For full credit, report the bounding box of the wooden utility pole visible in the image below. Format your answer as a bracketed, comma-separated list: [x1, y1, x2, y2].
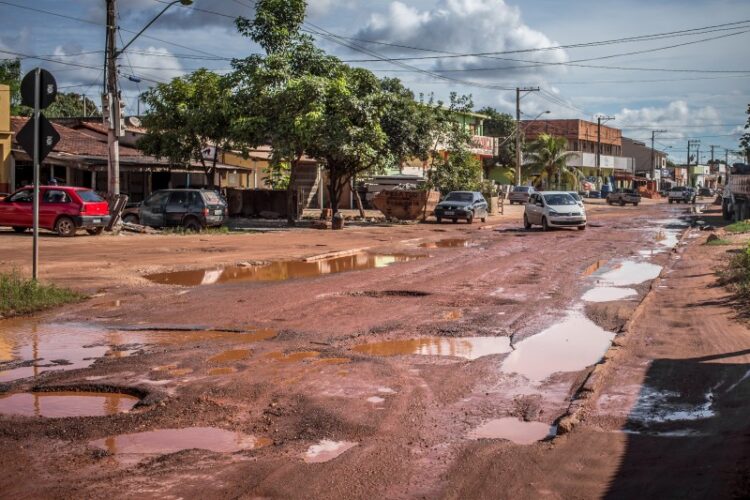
[105, 0, 120, 196]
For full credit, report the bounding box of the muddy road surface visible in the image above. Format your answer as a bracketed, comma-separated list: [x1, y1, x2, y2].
[1, 200, 748, 499]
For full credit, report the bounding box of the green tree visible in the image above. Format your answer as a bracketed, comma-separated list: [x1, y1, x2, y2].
[477, 106, 515, 177]
[138, 69, 233, 186]
[264, 161, 290, 189]
[43, 93, 100, 118]
[741, 103, 750, 162]
[429, 149, 483, 195]
[0, 58, 22, 114]
[525, 133, 580, 190]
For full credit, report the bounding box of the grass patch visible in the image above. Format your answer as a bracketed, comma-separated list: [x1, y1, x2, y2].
[706, 238, 733, 246]
[0, 271, 84, 317]
[719, 243, 750, 305]
[725, 220, 750, 234]
[160, 226, 231, 236]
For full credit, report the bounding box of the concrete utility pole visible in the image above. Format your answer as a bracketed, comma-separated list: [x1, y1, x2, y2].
[650, 129, 667, 190]
[515, 87, 540, 186]
[687, 139, 700, 187]
[596, 115, 615, 186]
[105, 0, 120, 196]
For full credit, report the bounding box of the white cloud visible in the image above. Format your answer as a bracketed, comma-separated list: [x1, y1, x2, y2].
[616, 100, 722, 129]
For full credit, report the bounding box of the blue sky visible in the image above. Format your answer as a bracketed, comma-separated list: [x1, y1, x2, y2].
[1, 0, 748, 163]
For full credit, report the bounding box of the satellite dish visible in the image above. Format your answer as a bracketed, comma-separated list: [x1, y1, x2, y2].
[127, 116, 142, 128]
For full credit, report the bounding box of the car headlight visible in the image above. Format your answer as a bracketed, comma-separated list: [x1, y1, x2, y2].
[548, 209, 558, 215]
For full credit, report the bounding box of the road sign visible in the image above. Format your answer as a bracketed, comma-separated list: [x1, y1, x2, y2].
[16, 114, 60, 162]
[21, 68, 57, 109]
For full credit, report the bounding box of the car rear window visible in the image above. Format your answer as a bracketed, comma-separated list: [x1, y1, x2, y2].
[77, 190, 105, 202]
[202, 191, 223, 204]
[513, 186, 530, 192]
[445, 192, 473, 202]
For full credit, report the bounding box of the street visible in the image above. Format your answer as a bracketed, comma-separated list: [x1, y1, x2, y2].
[2, 199, 748, 498]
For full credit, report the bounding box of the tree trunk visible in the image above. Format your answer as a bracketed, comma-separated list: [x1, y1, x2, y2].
[286, 155, 301, 226]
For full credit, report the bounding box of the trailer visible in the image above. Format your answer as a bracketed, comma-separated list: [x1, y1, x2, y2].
[722, 163, 750, 221]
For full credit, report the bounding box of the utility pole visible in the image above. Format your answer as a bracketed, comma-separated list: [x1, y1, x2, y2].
[515, 87, 540, 186]
[687, 139, 700, 187]
[105, 0, 120, 196]
[596, 115, 615, 186]
[650, 129, 667, 190]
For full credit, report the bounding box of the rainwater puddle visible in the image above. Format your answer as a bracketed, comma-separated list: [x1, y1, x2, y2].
[145, 253, 426, 286]
[352, 336, 512, 360]
[581, 287, 637, 303]
[265, 351, 320, 362]
[366, 396, 385, 404]
[596, 260, 662, 287]
[628, 387, 715, 425]
[303, 440, 358, 463]
[91, 427, 270, 457]
[314, 357, 351, 365]
[501, 311, 615, 382]
[468, 417, 555, 444]
[582, 260, 608, 277]
[419, 239, 471, 249]
[208, 349, 251, 363]
[208, 367, 237, 376]
[0, 391, 139, 418]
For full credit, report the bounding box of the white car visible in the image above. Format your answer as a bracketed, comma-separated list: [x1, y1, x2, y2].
[524, 191, 587, 231]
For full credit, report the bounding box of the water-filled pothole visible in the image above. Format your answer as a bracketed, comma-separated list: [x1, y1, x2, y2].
[345, 290, 430, 298]
[468, 417, 556, 444]
[208, 349, 252, 363]
[419, 239, 471, 248]
[303, 440, 358, 463]
[596, 260, 662, 287]
[145, 253, 426, 286]
[265, 351, 320, 362]
[581, 287, 637, 302]
[91, 427, 270, 456]
[0, 391, 139, 418]
[501, 311, 615, 381]
[352, 336, 512, 360]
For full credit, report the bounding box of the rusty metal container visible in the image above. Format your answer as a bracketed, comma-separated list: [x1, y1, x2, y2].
[372, 189, 440, 221]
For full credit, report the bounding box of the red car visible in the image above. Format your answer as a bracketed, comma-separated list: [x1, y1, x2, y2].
[0, 186, 110, 236]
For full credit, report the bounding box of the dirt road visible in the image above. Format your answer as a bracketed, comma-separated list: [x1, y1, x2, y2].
[1, 199, 748, 499]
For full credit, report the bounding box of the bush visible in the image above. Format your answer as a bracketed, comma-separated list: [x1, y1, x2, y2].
[725, 220, 750, 234]
[429, 150, 482, 195]
[719, 243, 750, 302]
[0, 271, 83, 317]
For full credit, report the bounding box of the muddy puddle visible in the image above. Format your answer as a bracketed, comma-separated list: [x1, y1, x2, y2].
[581, 287, 637, 303]
[0, 320, 276, 383]
[501, 311, 615, 382]
[303, 440, 358, 463]
[596, 260, 662, 287]
[0, 391, 139, 418]
[352, 336, 511, 360]
[419, 239, 471, 249]
[145, 253, 426, 286]
[91, 427, 270, 458]
[582, 260, 608, 277]
[265, 351, 320, 362]
[208, 349, 252, 363]
[468, 417, 555, 444]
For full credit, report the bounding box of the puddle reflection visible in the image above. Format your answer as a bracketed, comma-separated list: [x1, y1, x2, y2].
[353, 336, 512, 360]
[0, 391, 139, 418]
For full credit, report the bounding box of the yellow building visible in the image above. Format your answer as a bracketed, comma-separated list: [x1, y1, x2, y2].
[0, 83, 12, 193]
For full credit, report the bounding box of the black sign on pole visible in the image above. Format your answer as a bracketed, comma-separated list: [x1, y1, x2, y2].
[21, 68, 57, 109]
[16, 114, 60, 162]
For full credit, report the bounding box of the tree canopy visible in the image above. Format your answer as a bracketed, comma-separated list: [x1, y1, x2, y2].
[741, 103, 750, 161]
[525, 133, 580, 190]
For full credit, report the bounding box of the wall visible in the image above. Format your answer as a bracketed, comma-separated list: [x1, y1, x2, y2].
[0, 84, 11, 193]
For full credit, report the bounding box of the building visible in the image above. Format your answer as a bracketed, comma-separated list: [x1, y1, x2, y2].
[0, 84, 12, 193]
[621, 137, 668, 189]
[522, 119, 634, 186]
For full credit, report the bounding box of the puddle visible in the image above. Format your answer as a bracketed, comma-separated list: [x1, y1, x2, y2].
[91, 427, 270, 456]
[581, 287, 637, 303]
[0, 320, 275, 383]
[314, 357, 351, 365]
[353, 336, 512, 360]
[208, 349, 251, 363]
[596, 260, 662, 287]
[501, 311, 615, 382]
[303, 440, 358, 463]
[208, 367, 237, 376]
[145, 253, 426, 286]
[628, 387, 715, 425]
[265, 351, 320, 362]
[443, 310, 463, 320]
[468, 417, 556, 444]
[0, 391, 139, 418]
[419, 239, 470, 248]
[366, 396, 385, 404]
[582, 260, 608, 277]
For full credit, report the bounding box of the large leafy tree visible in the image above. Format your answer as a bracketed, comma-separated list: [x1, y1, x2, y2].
[525, 133, 580, 190]
[429, 150, 483, 195]
[477, 106, 515, 179]
[138, 69, 233, 186]
[0, 58, 22, 114]
[741, 103, 750, 162]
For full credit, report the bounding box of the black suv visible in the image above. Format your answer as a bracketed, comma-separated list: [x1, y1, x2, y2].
[133, 189, 227, 230]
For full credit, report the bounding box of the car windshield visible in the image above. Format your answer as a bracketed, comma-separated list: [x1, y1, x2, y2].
[445, 192, 473, 202]
[670, 187, 685, 192]
[77, 190, 104, 202]
[543, 194, 577, 206]
[513, 186, 530, 192]
[568, 192, 582, 201]
[203, 191, 223, 205]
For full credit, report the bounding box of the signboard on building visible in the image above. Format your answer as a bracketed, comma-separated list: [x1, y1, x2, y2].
[468, 135, 495, 157]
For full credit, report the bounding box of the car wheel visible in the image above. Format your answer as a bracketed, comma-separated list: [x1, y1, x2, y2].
[541, 217, 550, 232]
[436, 216, 442, 224]
[452, 218, 458, 224]
[577, 224, 586, 231]
[122, 214, 139, 224]
[86, 227, 104, 236]
[619, 199, 626, 206]
[12, 226, 27, 233]
[606, 200, 612, 205]
[466, 213, 474, 224]
[633, 203, 639, 207]
[55, 216, 76, 237]
[523, 214, 531, 229]
[182, 218, 202, 232]
[481, 217, 486, 223]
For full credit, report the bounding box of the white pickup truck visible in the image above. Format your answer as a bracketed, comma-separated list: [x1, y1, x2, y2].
[668, 186, 696, 204]
[722, 164, 750, 221]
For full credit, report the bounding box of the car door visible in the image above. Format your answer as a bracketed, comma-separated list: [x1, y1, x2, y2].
[40, 188, 72, 230]
[1, 188, 34, 227]
[526, 194, 540, 224]
[140, 191, 169, 227]
[474, 193, 487, 218]
[165, 191, 189, 227]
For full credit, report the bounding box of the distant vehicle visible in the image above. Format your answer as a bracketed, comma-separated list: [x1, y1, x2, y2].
[434, 191, 488, 224]
[0, 185, 110, 237]
[600, 184, 613, 197]
[567, 191, 584, 207]
[722, 163, 750, 220]
[130, 189, 227, 230]
[508, 185, 535, 205]
[607, 188, 641, 206]
[668, 186, 695, 204]
[524, 191, 587, 231]
[698, 187, 713, 197]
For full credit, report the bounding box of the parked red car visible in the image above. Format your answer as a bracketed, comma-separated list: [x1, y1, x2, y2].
[0, 186, 110, 236]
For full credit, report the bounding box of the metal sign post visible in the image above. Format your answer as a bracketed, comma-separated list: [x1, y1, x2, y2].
[32, 68, 40, 280]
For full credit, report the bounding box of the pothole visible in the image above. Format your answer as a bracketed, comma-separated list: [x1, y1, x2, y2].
[581, 287, 637, 303]
[303, 440, 358, 463]
[419, 238, 471, 248]
[208, 349, 252, 364]
[264, 351, 320, 362]
[0, 391, 139, 418]
[468, 417, 556, 444]
[595, 260, 662, 287]
[344, 290, 431, 298]
[145, 253, 427, 286]
[352, 336, 512, 360]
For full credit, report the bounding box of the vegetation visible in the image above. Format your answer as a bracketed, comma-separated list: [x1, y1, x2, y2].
[705, 238, 732, 246]
[264, 161, 291, 190]
[740, 103, 749, 161]
[429, 150, 483, 195]
[0, 58, 23, 114]
[0, 271, 83, 317]
[476, 106, 516, 180]
[525, 133, 581, 190]
[725, 220, 750, 233]
[720, 242, 750, 304]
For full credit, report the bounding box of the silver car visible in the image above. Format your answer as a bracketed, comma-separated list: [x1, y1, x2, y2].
[524, 191, 587, 231]
[508, 185, 535, 205]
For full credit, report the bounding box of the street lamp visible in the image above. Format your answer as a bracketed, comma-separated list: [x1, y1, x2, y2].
[105, 0, 193, 197]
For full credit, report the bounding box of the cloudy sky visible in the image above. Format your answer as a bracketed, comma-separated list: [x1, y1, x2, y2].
[1, 0, 748, 163]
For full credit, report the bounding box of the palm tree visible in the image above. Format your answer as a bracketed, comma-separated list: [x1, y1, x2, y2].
[525, 133, 581, 190]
